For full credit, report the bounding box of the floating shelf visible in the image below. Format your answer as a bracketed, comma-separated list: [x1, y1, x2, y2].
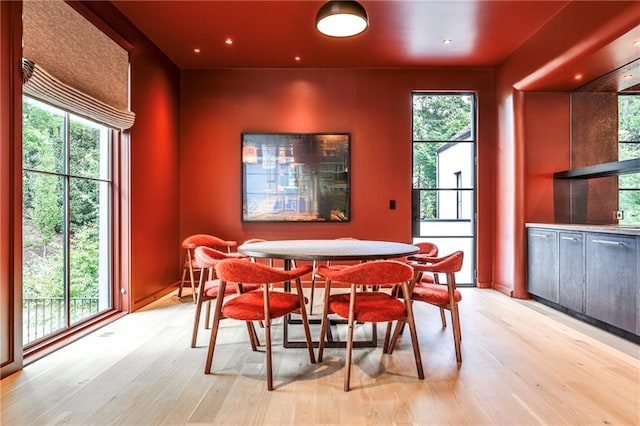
[553, 158, 640, 179]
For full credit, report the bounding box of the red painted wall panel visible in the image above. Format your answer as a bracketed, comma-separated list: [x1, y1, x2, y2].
[524, 93, 571, 223]
[79, 2, 182, 309]
[180, 68, 495, 283]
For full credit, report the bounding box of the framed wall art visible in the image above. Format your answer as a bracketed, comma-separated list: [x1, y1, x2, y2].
[241, 132, 350, 222]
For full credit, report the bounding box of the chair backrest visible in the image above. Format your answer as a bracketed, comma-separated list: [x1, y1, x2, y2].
[416, 242, 438, 256]
[182, 234, 237, 251]
[194, 246, 239, 269]
[410, 251, 464, 274]
[317, 260, 413, 286]
[215, 258, 312, 285]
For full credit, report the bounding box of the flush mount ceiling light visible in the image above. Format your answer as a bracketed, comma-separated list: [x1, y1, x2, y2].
[316, 0, 369, 37]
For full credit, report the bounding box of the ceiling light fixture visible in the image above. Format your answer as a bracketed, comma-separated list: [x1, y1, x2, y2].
[316, 0, 369, 38]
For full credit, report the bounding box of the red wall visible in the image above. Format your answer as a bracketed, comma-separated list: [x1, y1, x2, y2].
[179, 68, 495, 285]
[79, 2, 182, 309]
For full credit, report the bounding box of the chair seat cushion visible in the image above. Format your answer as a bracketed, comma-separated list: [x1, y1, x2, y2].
[419, 274, 435, 284]
[328, 292, 406, 322]
[412, 284, 462, 305]
[203, 280, 260, 298]
[223, 291, 302, 320]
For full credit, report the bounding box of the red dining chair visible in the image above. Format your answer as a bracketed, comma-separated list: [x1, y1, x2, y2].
[396, 250, 464, 363]
[207, 258, 316, 391]
[180, 234, 238, 303]
[316, 260, 424, 391]
[191, 246, 257, 348]
[309, 237, 359, 315]
[407, 241, 451, 327]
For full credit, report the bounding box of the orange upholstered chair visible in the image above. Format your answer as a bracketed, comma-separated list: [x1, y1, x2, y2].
[191, 246, 257, 348]
[316, 260, 424, 391]
[207, 258, 316, 391]
[309, 237, 360, 315]
[406, 242, 439, 283]
[180, 234, 238, 302]
[402, 251, 464, 363]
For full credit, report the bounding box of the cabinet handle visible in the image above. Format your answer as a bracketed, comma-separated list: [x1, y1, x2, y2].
[592, 239, 624, 246]
[561, 236, 578, 241]
[530, 233, 550, 238]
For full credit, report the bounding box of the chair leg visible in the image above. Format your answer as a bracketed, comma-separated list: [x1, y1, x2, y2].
[439, 306, 447, 328]
[309, 261, 317, 315]
[317, 280, 333, 362]
[402, 283, 424, 380]
[205, 300, 211, 329]
[387, 319, 405, 354]
[205, 285, 226, 374]
[382, 321, 393, 353]
[191, 271, 207, 348]
[295, 277, 316, 364]
[188, 264, 197, 304]
[179, 267, 187, 298]
[344, 286, 357, 392]
[450, 304, 462, 363]
[246, 321, 259, 351]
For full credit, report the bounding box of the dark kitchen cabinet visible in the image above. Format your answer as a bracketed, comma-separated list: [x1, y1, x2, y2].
[558, 232, 585, 312]
[585, 233, 638, 334]
[527, 228, 559, 303]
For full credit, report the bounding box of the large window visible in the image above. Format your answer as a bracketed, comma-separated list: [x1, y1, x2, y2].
[618, 94, 640, 224]
[412, 93, 476, 285]
[22, 97, 113, 346]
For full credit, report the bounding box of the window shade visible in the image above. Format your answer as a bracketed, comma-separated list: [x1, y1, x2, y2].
[22, 0, 134, 130]
[22, 59, 135, 130]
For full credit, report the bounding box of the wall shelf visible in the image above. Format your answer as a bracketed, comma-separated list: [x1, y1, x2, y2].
[554, 158, 640, 179]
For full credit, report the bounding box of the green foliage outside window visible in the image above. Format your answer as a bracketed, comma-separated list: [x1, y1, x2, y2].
[618, 95, 640, 224]
[22, 97, 108, 343]
[412, 94, 473, 219]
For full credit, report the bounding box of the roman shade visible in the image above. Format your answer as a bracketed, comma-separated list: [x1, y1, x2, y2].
[22, 0, 135, 130]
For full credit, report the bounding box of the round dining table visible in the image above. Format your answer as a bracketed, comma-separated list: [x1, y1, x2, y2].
[237, 239, 419, 348]
[238, 239, 419, 263]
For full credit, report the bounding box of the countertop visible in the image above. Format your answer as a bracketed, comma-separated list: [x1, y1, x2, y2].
[526, 223, 640, 236]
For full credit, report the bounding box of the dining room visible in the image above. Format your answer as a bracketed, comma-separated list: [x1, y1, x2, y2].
[2, 0, 640, 424]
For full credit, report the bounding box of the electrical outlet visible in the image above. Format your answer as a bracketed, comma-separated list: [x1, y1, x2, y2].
[615, 210, 624, 220]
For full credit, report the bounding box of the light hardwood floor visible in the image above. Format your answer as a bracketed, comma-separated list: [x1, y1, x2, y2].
[2, 288, 639, 425]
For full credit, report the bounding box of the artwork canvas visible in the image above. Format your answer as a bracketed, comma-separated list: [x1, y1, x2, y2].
[242, 133, 350, 222]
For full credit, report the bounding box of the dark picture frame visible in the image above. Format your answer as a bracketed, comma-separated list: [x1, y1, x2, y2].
[241, 132, 350, 222]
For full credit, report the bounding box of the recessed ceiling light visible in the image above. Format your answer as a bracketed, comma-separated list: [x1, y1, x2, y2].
[193, 48, 201, 53]
[225, 38, 233, 45]
[442, 39, 453, 45]
[633, 40, 640, 46]
[294, 56, 301, 61]
[623, 74, 633, 79]
[574, 73, 583, 80]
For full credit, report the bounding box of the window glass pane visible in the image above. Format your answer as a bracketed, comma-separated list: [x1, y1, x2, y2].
[69, 114, 109, 179]
[413, 94, 473, 141]
[619, 142, 640, 161]
[618, 94, 640, 225]
[618, 95, 640, 143]
[69, 179, 110, 324]
[22, 171, 67, 344]
[619, 190, 640, 224]
[22, 97, 65, 173]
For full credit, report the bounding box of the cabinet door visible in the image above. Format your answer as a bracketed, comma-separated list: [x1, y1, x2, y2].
[558, 232, 585, 312]
[527, 228, 559, 303]
[585, 234, 638, 333]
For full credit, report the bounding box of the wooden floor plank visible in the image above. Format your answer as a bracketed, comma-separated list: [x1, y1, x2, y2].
[2, 288, 638, 425]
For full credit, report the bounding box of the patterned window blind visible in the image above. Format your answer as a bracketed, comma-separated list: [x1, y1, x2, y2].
[22, 0, 135, 129]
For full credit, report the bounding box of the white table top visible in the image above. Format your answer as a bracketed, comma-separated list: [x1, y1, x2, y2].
[238, 239, 419, 261]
